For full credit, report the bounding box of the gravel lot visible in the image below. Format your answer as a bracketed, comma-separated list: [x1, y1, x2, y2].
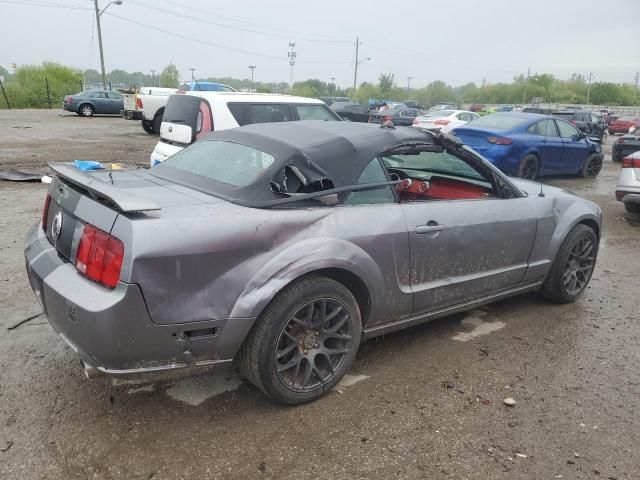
[1, 110, 638, 480]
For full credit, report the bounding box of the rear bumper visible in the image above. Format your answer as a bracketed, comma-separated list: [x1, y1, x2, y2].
[63, 103, 76, 113]
[121, 109, 143, 120]
[24, 222, 252, 375]
[612, 144, 640, 160]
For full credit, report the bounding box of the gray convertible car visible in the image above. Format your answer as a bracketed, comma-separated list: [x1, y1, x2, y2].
[26, 121, 601, 404]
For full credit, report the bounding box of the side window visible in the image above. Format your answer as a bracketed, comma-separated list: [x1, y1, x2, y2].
[381, 149, 497, 202]
[343, 158, 395, 205]
[295, 104, 337, 120]
[528, 119, 559, 136]
[245, 104, 292, 124]
[555, 119, 580, 138]
[227, 103, 246, 125]
[90, 92, 105, 98]
[107, 92, 121, 99]
[402, 109, 418, 118]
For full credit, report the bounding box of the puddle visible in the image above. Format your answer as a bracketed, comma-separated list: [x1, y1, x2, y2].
[451, 310, 506, 342]
[166, 371, 242, 406]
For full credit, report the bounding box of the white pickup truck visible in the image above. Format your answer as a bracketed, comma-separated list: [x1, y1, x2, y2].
[121, 87, 177, 134]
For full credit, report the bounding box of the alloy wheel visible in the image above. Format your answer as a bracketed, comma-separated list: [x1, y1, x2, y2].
[275, 298, 354, 393]
[585, 157, 603, 177]
[521, 158, 538, 180]
[562, 237, 595, 296]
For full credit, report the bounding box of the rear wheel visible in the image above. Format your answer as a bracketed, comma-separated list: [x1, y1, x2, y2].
[624, 202, 640, 214]
[141, 120, 154, 134]
[539, 224, 598, 303]
[237, 276, 362, 405]
[600, 131, 608, 144]
[153, 110, 164, 135]
[79, 104, 94, 117]
[580, 154, 603, 178]
[517, 154, 539, 180]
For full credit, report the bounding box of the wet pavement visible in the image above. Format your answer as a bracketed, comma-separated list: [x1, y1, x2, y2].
[0, 110, 638, 479]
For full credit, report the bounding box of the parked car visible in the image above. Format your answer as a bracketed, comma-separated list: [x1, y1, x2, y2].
[612, 127, 640, 162]
[478, 106, 498, 116]
[368, 106, 425, 126]
[150, 92, 342, 166]
[63, 89, 123, 117]
[452, 112, 604, 179]
[609, 116, 640, 135]
[615, 151, 640, 213]
[428, 102, 457, 112]
[412, 109, 479, 133]
[552, 110, 608, 143]
[177, 81, 236, 93]
[27, 121, 601, 404]
[469, 103, 484, 112]
[319, 96, 351, 106]
[522, 106, 553, 115]
[120, 86, 177, 134]
[330, 102, 370, 122]
[403, 101, 422, 109]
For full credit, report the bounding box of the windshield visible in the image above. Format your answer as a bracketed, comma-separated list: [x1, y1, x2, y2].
[162, 140, 274, 187]
[425, 110, 455, 117]
[465, 114, 526, 129]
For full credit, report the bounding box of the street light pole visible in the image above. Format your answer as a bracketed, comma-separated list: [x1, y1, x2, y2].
[407, 76, 412, 97]
[150, 69, 155, 88]
[93, 0, 123, 91]
[330, 77, 336, 98]
[248, 65, 256, 92]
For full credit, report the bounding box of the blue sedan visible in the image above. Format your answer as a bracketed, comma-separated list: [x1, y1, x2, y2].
[452, 112, 604, 179]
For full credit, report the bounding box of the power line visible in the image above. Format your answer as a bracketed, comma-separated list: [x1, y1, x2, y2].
[153, 0, 350, 43]
[0, 0, 91, 10]
[127, 0, 351, 44]
[105, 13, 350, 65]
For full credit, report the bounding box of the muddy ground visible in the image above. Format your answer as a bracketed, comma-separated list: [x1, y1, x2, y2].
[0, 110, 638, 479]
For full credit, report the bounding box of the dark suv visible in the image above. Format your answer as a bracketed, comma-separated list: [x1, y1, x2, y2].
[552, 110, 607, 142]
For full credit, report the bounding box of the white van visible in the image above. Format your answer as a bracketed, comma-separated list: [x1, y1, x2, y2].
[149, 92, 342, 166]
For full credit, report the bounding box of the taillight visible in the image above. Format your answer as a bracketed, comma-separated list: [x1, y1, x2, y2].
[617, 138, 625, 144]
[434, 119, 450, 125]
[65, 96, 72, 104]
[487, 136, 513, 145]
[412, 117, 419, 125]
[622, 157, 640, 168]
[383, 115, 393, 122]
[570, 120, 576, 124]
[42, 194, 51, 231]
[135, 96, 143, 109]
[75, 224, 124, 289]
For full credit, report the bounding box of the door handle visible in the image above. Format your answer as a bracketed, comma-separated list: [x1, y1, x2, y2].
[415, 221, 446, 234]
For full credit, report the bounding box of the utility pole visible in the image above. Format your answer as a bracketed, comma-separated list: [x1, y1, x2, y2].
[288, 42, 296, 91]
[248, 65, 256, 92]
[330, 77, 336, 98]
[586, 72, 593, 105]
[150, 69, 155, 88]
[189, 68, 196, 82]
[93, 0, 123, 90]
[352, 36, 360, 98]
[406, 76, 412, 97]
[522, 66, 530, 105]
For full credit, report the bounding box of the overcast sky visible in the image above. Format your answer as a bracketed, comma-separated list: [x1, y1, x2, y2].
[2, 0, 639, 88]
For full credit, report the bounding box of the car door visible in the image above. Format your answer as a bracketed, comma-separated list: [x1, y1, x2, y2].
[351, 104, 370, 122]
[555, 119, 588, 174]
[89, 91, 107, 113]
[397, 109, 418, 126]
[527, 119, 564, 175]
[106, 91, 123, 114]
[381, 147, 537, 313]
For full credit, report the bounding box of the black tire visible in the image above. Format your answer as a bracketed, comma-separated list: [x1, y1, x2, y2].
[539, 224, 598, 304]
[237, 275, 362, 405]
[612, 153, 622, 163]
[141, 120, 155, 134]
[580, 154, 603, 178]
[517, 154, 539, 180]
[624, 202, 640, 214]
[153, 110, 164, 135]
[600, 131, 608, 144]
[79, 103, 94, 117]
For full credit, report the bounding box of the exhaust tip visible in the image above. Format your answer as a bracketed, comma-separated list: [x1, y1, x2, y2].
[80, 359, 103, 379]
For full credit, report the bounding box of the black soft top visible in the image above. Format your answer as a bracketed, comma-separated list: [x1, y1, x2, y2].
[153, 121, 437, 207]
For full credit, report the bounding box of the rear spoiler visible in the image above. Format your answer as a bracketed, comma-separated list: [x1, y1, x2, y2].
[49, 163, 161, 212]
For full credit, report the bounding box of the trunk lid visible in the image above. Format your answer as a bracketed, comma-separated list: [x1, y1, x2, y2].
[451, 127, 496, 150]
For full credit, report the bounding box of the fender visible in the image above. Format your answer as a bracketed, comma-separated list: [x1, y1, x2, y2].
[229, 237, 384, 319]
[546, 199, 602, 263]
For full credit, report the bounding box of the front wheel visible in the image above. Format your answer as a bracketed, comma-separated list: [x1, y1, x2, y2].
[624, 202, 640, 214]
[600, 131, 607, 144]
[153, 111, 163, 135]
[539, 224, 598, 303]
[580, 154, 603, 178]
[517, 154, 539, 180]
[237, 276, 362, 405]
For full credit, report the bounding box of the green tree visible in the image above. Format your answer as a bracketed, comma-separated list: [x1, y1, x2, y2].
[379, 73, 395, 96]
[159, 63, 180, 88]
